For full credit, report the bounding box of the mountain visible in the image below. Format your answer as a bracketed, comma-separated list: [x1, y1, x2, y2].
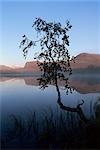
[0, 61, 40, 76]
[71, 53, 100, 69]
[0, 65, 13, 71]
[23, 53, 100, 72]
[0, 53, 100, 75]
[23, 61, 39, 72]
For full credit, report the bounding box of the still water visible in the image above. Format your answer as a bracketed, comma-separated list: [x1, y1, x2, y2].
[0, 75, 100, 148]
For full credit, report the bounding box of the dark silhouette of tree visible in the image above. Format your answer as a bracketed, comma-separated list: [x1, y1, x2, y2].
[20, 17, 73, 90]
[57, 88, 88, 123]
[20, 18, 87, 123]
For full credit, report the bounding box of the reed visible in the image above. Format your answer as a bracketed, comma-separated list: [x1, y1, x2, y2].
[1, 108, 88, 149]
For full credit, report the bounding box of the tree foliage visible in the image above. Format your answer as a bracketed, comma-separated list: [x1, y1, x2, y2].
[20, 18, 87, 124]
[20, 18, 73, 90]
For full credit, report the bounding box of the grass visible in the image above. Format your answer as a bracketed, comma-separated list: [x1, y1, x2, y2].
[2, 106, 100, 149]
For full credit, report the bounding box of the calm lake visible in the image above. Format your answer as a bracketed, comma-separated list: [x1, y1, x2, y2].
[0, 74, 100, 149]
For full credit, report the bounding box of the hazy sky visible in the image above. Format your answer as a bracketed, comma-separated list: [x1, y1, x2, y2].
[0, 0, 100, 67]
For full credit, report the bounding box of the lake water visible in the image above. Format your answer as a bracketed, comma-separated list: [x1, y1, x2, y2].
[0, 74, 100, 148]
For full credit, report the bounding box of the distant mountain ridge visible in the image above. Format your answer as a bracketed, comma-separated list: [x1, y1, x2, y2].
[0, 65, 13, 71]
[0, 53, 100, 75]
[71, 53, 100, 69]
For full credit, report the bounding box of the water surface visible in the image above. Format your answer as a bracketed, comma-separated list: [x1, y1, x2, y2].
[0, 75, 100, 148]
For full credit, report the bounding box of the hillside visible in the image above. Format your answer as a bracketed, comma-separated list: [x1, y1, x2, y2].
[0, 53, 100, 75]
[0, 65, 13, 71]
[71, 53, 100, 69]
[24, 61, 39, 72]
[23, 53, 100, 71]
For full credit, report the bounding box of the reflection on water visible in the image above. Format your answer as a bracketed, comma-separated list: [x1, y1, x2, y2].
[1, 74, 100, 93]
[0, 75, 100, 149]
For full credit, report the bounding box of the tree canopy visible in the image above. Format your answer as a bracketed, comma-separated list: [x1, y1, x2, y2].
[20, 18, 73, 90]
[20, 18, 87, 124]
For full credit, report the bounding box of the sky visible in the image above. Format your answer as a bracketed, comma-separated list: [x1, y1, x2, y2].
[0, 0, 100, 67]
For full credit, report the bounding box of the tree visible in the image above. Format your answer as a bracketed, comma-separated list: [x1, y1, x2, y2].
[20, 18, 72, 91]
[20, 17, 87, 123]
